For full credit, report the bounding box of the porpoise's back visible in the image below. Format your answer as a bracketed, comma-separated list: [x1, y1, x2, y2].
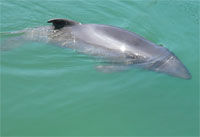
[70, 24, 169, 60]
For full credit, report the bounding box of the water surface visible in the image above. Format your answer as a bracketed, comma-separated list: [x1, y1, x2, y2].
[0, 0, 199, 136]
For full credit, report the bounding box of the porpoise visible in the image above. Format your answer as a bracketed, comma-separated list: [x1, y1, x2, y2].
[0, 18, 191, 79]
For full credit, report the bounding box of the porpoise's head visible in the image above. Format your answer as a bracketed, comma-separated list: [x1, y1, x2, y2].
[154, 52, 191, 79]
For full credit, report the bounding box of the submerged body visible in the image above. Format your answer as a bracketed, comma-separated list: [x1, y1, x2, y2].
[1, 18, 191, 79]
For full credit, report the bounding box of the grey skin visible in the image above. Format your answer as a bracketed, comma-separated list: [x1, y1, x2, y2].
[1, 18, 191, 79]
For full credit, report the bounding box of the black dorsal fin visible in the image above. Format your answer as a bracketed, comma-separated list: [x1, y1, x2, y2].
[47, 18, 80, 30]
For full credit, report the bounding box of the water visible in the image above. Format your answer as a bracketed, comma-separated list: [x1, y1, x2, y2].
[0, 0, 199, 136]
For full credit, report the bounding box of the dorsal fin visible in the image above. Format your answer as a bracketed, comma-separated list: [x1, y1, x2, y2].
[47, 18, 80, 30]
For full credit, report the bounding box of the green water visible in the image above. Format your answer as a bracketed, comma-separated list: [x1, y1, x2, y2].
[0, 0, 199, 136]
